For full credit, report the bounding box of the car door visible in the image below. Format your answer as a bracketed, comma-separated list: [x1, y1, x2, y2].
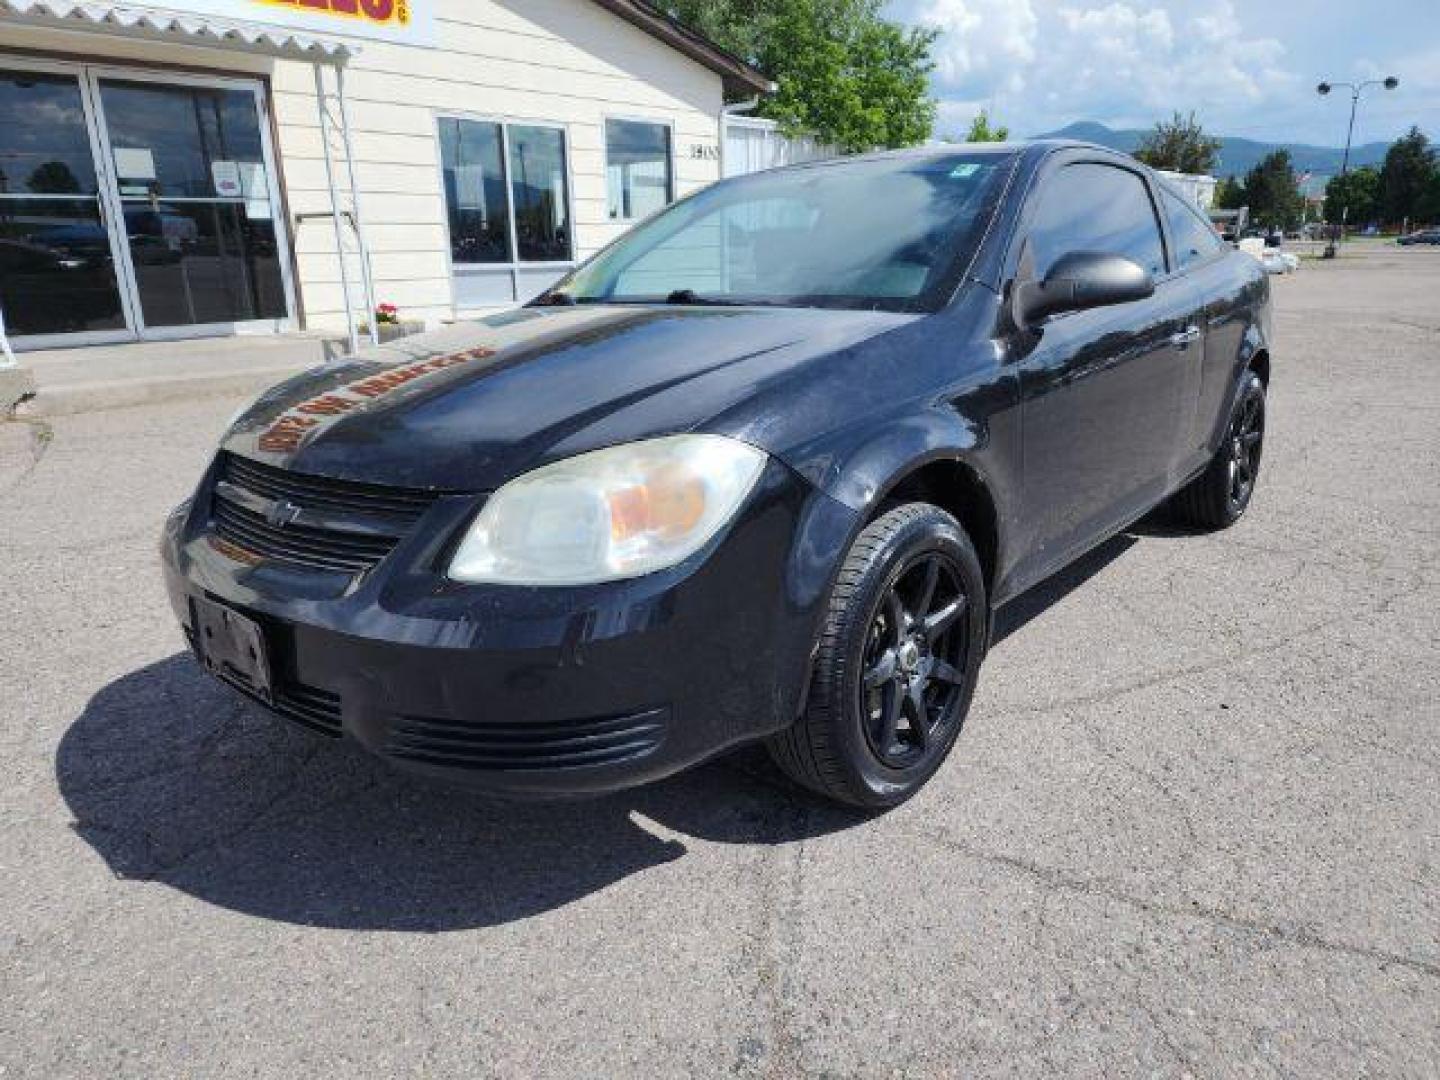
[1158, 184, 1234, 469]
[1010, 159, 1195, 584]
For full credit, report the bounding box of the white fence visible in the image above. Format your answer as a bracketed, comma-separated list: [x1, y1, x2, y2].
[1156, 169, 1218, 210]
[723, 115, 839, 178]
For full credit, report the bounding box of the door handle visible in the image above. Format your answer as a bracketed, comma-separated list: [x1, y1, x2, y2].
[1169, 326, 1201, 347]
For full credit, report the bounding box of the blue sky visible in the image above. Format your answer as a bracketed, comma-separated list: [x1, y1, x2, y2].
[883, 0, 1440, 146]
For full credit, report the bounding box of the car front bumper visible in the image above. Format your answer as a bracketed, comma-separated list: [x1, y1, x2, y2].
[160, 458, 856, 797]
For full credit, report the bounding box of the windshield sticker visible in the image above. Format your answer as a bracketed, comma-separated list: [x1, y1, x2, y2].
[949, 163, 980, 178]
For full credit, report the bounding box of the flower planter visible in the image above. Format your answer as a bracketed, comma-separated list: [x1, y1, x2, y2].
[363, 320, 426, 344]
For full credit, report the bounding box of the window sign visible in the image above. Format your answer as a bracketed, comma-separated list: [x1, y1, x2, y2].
[113, 147, 155, 182]
[211, 160, 242, 197]
[127, 0, 437, 47]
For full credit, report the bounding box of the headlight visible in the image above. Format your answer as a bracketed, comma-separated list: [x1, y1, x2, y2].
[448, 435, 767, 585]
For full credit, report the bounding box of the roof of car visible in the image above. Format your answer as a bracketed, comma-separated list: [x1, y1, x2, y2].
[756, 139, 1128, 175]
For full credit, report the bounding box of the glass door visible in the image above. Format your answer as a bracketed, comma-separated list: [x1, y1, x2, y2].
[0, 67, 129, 344]
[92, 75, 292, 336]
[1, 60, 295, 349]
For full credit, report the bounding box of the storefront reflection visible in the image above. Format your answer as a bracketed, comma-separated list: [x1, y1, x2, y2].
[0, 199, 125, 334]
[121, 201, 286, 327]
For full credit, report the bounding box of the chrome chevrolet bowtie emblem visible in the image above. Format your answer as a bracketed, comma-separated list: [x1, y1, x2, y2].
[265, 499, 303, 527]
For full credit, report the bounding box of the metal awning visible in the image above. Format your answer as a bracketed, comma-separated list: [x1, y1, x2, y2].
[0, 0, 356, 62]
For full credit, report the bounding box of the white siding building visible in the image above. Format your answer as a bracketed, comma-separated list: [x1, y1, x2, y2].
[0, 0, 768, 356]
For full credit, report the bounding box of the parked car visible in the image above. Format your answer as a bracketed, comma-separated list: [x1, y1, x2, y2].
[1396, 228, 1440, 246]
[162, 141, 1272, 808]
[0, 239, 122, 334]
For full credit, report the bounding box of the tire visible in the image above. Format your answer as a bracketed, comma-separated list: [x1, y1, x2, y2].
[1169, 370, 1266, 530]
[767, 503, 988, 809]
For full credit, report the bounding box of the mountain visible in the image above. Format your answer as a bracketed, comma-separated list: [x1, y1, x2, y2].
[1037, 120, 1390, 185]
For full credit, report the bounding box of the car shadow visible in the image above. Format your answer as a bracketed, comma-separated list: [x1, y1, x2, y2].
[58, 526, 1151, 933]
[56, 654, 861, 932]
[991, 530, 1140, 646]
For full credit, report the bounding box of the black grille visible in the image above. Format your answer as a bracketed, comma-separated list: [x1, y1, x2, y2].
[210, 453, 440, 575]
[385, 708, 667, 771]
[206, 658, 343, 739]
[271, 681, 344, 738]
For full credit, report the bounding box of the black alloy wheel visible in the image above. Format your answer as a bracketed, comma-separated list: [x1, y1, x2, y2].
[768, 503, 988, 808]
[1226, 379, 1265, 515]
[859, 552, 970, 769]
[1170, 369, 1267, 530]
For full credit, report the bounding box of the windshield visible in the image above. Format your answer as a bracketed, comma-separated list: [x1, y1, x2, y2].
[545, 151, 1016, 313]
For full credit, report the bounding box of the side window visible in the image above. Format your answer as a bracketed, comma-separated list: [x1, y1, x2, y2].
[606, 119, 673, 221]
[1162, 187, 1226, 271]
[1026, 162, 1166, 279]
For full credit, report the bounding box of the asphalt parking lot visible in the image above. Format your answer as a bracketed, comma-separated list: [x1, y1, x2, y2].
[2, 245, 1437, 1078]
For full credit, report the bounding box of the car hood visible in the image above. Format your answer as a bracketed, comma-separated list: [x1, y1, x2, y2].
[223, 305, 917, 491]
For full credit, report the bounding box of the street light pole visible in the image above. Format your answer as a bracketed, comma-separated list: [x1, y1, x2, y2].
[1317, 76, 1398, 257]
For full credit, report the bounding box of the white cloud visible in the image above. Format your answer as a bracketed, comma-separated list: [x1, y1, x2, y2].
[888, 0, 1039, 95]
[887, 0, 1333, 139]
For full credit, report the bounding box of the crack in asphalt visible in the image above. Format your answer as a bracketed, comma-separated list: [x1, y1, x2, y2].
[914, 830, 1440, 982]
[750, 802, 810, 1080]
[1140, 1001, 1205, 1079]
[0, 417, 53, 496]
[996, 577, 1417, 719]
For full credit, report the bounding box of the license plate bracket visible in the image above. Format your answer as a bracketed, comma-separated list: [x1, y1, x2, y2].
[191, 596, 273, 702]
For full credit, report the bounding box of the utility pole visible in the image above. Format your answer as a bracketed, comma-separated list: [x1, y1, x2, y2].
[1317, 76, 1398, 257]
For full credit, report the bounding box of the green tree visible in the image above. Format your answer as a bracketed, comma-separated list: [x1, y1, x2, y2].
[1133, 111, 1222, 174]
[1417, 168, 1440, 227]
[965, 110, 1008, 142]
[657, 0, 937, 151]
[1378, 126, 1436, 227]
[1242, 150, 1304, 230]
[26, 160, 81, 194]
[1213, 175, 1246, 210]
[1323, 166, 1380, 228]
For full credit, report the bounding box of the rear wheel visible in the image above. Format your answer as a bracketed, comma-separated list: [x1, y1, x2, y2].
[767, 503, 987, 809]
[1170, 370, 1266, 530]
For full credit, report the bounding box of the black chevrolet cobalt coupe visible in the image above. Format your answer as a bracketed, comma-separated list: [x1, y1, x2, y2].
[163, 141, 1271, 808]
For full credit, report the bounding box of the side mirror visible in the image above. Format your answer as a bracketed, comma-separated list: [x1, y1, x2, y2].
[1014, 251, 1154, 326]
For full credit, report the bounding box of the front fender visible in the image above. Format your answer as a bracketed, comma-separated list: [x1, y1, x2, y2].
[780, 396, 1019, 593]
[821, 408, 989, 512]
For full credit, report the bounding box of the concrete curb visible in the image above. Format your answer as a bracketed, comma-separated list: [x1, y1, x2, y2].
[15, 364, 313, 418]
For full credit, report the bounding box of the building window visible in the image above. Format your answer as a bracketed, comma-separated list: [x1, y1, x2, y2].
[438, 118, 511, 264]
[438, 116, 572, 266]
[507, 125, 571, 261]
[438, 116, 574, 308]
[605, 119, 673, 221]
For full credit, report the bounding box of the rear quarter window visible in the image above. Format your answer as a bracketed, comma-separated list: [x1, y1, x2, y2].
[1162, 187, 1226, 271]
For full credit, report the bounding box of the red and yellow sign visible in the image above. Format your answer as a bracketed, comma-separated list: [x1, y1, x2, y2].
[146, 1, 435, 46]
[259, 0, 411, 30]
